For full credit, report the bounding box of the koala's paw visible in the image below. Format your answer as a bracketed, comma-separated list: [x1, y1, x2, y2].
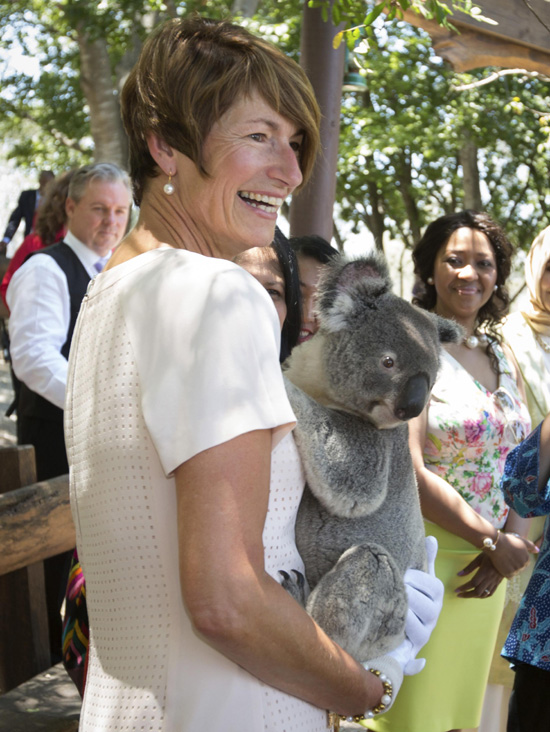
[279, 569, 306, 606]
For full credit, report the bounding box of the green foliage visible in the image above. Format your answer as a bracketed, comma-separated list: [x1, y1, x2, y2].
[0, 0, 238, 172]
[0, 0, 548, 254]
[336, 20, 550, 252]
[312, 0, 497, 48]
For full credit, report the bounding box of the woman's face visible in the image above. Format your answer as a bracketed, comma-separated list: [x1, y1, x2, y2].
[540, 259, 550, 312]
[432, 227, 497, 325]
[176, 91, 304, 259]
[297, 254, 324, 344]
[237, 247, 287, 331]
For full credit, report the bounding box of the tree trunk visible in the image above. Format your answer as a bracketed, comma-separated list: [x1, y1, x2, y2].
[459, 137, 482, 210]
[77, 25, 128, 169]
[395, 152, 421, 244]
[365, 176, 386, 253]
[289, 2, 345, 241]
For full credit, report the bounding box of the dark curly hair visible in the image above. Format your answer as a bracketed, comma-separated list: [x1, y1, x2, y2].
[35, 170, 77, 246]
[412, 210, 514, 374]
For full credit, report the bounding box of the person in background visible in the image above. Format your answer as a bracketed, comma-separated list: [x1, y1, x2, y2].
[7, 163, 132, 480]
[500, 412, 550, 732]
[289, 234, 339, 344]
[65, 17, 443, 732]
[235, 227, 301, 362]
[1, 171, 78, 422]
[6, 162, 131, 662]
[479, 226, 550, 732]
[1, 170, 77, 308]
[1, 170, 55, 254]
[369, 210, 537, 732]
[501, 225, 550, 427]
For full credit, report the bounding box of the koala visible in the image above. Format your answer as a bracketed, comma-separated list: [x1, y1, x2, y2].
[282, 252, 461, 661]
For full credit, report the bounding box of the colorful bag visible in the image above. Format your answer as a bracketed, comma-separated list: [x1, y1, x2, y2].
[61, 549, 89, 697]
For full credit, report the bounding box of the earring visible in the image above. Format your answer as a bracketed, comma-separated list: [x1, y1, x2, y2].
[494, 284, 498, 292]
[163, 172, 175, 195]
[427, 277, 434, 285]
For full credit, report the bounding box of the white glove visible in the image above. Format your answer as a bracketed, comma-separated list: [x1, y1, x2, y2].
[395, 534, 443, 675]
[360, 536, 443, 719]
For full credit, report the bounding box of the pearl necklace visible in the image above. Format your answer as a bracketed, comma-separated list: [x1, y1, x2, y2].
[463, 333, 487, 349]
[534, 331, 550, 353]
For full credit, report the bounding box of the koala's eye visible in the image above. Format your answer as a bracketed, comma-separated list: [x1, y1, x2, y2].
[382, 356, 394, 369]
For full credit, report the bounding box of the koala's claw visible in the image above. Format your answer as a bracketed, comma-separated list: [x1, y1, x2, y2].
[279, 569, 306, 605]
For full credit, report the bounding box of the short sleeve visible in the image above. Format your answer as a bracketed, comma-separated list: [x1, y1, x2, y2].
[501, 422, 550, 517]
[122, 251, 295, 476]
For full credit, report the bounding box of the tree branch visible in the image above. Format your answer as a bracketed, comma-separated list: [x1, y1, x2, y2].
[453, 68, 550, 92]
[18, 109, 87, 153]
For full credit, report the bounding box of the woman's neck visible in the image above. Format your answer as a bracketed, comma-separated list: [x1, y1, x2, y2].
[108, 197, 221, 268]
[433, 305, 478, 337]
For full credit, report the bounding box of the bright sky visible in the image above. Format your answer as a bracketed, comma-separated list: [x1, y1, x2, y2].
[1, 27, 40, 80]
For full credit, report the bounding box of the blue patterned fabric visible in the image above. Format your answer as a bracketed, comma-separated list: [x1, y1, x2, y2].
[501, 423, 550, 671]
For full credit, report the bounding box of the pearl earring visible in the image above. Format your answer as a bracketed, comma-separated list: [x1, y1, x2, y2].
[427, 277, 434, 285]
[163, 172, 175, 195]
[494, 284, 498, 292]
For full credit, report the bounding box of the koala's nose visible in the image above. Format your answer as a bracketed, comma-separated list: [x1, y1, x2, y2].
[395, 374, 430, 421]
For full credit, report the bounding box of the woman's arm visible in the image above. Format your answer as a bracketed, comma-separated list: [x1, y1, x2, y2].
[408, 408, 535, 579]
[174, 429, 382, 718]
[538, 413, 550, 491]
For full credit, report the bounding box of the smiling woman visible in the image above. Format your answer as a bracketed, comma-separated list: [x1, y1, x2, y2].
[61, 15, 408, 732]
[369, 210, 537, 732]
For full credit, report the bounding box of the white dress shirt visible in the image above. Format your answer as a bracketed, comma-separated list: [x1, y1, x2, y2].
[6, 231, 110, 410]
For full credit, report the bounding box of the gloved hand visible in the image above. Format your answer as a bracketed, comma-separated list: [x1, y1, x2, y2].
[391, 534, 443, 675]
[359, 535, 443, 723]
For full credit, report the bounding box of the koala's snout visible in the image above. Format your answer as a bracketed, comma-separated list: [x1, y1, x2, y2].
[394, 373, 430, 422]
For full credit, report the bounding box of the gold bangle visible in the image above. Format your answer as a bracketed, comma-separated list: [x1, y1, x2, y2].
[482, 529, 501, 552]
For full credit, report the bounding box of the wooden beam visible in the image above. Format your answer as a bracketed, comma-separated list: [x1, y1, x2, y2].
[449, 0, 550, 55]
[404, 11, 550, 75]
[0, 475, 74, 576]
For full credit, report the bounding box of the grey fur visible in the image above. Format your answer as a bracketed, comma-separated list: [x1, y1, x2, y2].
[283, 252, 462, 660]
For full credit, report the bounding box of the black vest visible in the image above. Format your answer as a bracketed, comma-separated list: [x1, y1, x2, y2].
[17, 242, 91, 421]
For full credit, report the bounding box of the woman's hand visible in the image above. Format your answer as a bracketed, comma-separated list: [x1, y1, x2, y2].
[455, 553, 504, 598]
[486, 531, 538, 578]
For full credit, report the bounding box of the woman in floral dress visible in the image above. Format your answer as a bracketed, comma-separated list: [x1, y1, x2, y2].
[369, 211, 538, 732]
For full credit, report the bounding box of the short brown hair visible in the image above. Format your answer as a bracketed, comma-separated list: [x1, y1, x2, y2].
[121, 15, 321, 205]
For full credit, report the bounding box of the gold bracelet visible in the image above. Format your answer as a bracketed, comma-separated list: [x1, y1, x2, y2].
[328, 667, 394, 730]
[482, 529, 501, 552]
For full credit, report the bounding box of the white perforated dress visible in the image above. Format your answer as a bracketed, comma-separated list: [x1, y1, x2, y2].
[65, 247, 327, 732]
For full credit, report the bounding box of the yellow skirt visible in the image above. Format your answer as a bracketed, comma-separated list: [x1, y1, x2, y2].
[368, 522, 506, 732]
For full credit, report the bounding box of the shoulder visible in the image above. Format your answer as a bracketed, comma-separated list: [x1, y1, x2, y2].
[129, 248, 272, 311]
[501, 312, 532, 343]
[13, 249, 65, 278]
[19, 189, 37, 203]
[108, 248, 279, 339]
[6, 250, 69, 310]
[8, 250, 67, 296]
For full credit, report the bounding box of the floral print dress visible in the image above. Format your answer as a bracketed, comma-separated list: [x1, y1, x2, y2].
[424, 345, 531, 528]
[369, 343, 532, 732]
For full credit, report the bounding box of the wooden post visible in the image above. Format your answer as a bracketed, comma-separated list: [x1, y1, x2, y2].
[289, 1, 345, 241]
[0, 445, 51, 694]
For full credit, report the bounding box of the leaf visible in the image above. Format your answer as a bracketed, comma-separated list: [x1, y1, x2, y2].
[333, 31, 344, 49]
[363, 2, 386, 28]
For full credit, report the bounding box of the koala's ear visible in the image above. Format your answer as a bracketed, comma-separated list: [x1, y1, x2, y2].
[431, 313, 464, 343]
[316, 252, 392, 333]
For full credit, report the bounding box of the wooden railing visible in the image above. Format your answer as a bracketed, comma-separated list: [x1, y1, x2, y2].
[0, 445, 74, 693]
